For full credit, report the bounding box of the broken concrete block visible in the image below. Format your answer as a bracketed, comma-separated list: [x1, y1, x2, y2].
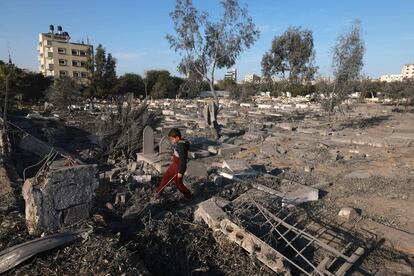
[133, 175, 152, 183]
[194, 197, 228, 231]
[220, 219, 290, 274]
[304, 166, 313, 173]
[188, 149, 210, 159]
[22, 164, 98, 235]
[222, 159, 252, 173]
[186, 161, 208, 178]
[217, 143, 240, 156]
[338, 207, 359, 221]
[207, 145, 218, 154]
[195, 198, 290, 274]
[128, 162, 138, 171]
[278, 180, 319, 206]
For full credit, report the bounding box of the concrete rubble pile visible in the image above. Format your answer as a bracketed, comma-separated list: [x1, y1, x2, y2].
[1, 95, 414, 275]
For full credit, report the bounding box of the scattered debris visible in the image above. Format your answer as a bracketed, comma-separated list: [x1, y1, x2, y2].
[0, 229, 91, 274]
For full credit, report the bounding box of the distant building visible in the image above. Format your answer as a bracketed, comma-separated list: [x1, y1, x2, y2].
[380, 63, 414, 82]
[244, 74, 260, 83]
[224, 68, 237, 82]
[402, 64, 414, 80]
[310, 76, 332, 85]
[380, 74, 402, 83]
[38, 25, 92, 84]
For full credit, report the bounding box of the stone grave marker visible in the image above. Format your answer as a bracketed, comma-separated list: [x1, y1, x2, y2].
[142, 126, 154, 155]
[204, 105, 210, 125]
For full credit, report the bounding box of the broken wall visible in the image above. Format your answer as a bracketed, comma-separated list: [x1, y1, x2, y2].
[22, 164, 98, 234]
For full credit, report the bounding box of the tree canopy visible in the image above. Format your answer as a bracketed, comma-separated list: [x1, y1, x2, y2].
[166, 0, 260, 103]
[261, 26, 317, 84]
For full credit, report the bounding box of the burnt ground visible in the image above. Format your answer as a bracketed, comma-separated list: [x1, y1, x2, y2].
[1, 103, 414, 275]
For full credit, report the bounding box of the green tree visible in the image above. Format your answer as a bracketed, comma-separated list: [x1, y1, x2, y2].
[45, 76, 81, 113]
[323, 20, 365, 112]
[383, 80, 414, 108]
[167, 0, 260, 138]
[167, 0, 260, 102]
[18, 72, 52, 103]
[358, 78, 382, 99]
[261, 26, 317, 84]
[104, 53, 117, 94]
[145, 70, 169, 93]
[87, 44, 117, 97]
[150, 71, 181, 99]
[217, 79, 237, 91]
[113, 73, 145, 97]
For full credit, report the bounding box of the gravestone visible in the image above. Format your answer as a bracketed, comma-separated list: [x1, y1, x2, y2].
[249, 123, 255, 133]
[209, 102, 216, 124]
[142, 126, 154, 155]
[159, 136, 171, 155]
[204, 105, 211, 125]
[159, 136, 172, 163]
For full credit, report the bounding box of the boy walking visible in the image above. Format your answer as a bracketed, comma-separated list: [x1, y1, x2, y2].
[156, 128, 192, 199]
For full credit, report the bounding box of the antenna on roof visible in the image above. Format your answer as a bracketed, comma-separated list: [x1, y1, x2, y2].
[7, 43, 12, 65]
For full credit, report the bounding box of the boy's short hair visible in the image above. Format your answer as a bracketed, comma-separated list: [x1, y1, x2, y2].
[168, 128, 182, 138]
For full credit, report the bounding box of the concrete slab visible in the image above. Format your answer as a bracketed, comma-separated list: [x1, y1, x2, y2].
[194, 197, 229, 230]
[222, 159, 252, 173]
[186, 161, 208, 178]
[279, 181, 319, 206]
[218, 143, 241, 156]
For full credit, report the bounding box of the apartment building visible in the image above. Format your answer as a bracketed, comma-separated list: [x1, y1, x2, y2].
[224, 68, 237, 82]
[402, 64, 414, 80]
[38, 25, 92, 84]
[380, 74, 403, 82]
[244, 74, 260, 83]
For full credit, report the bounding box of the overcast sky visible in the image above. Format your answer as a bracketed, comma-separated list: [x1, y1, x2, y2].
[1, 0, 413, 80]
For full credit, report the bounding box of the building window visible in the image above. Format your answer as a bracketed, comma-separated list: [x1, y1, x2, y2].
[72, 60, 80, 67]
[59, 70, 67, 76]
[73, 71, 80, 78]
[58, 48, 66, 54]
[48, 64, 54, 71]
[79, 50, 86, 56]
[59, 59, 67, 66]
[80, 61, 86, 67]
[81, 72, 87, 78]
[44, 40, 52, 47]
[71, 49, 79, 56]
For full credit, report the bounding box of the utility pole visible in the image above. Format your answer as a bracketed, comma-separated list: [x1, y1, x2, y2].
[3, 75, 9, 130]
[144, 70, 148, 99]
